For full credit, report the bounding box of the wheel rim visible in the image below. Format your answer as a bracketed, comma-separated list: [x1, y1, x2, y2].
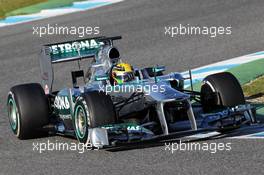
[75, 105, 88, 139]
[8, 98, 18, 131]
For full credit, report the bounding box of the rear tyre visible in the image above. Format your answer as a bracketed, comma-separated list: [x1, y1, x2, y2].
[201, 72, 245, 112]
[73, 91, 116, 143]
[7, 83, 49, 139]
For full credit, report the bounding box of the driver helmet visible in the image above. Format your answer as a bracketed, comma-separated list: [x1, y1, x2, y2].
[111, 63, 135, 84]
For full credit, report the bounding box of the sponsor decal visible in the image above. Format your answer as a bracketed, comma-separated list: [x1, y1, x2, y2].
[54, 96, 70, 110]
[49, 39, 102, 55]
[102, 124, 142, 131]
[127, 125, 141, 131]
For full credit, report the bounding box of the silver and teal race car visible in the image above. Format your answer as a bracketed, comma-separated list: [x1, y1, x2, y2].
[7, 36, 256, 149]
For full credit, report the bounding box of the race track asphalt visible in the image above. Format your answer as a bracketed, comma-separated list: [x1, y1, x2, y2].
[1, 0, 264, 174]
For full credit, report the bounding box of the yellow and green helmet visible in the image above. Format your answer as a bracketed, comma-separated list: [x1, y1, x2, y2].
[111, 63, 135, 84]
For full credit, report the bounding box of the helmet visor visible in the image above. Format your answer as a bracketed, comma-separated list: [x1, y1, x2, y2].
[115, 72, 135, 83]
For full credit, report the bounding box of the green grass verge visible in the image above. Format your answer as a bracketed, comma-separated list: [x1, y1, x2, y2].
[188, 58, 264, 92]
[6, 0, 86, 16]
[0, 0, 45, 19]
[227, 58, 264, 85]
[243, 75, 264, 97]
[0, 0, 86, 19]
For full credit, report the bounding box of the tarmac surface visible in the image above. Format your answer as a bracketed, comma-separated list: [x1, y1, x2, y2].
[1, 0, 264, 174]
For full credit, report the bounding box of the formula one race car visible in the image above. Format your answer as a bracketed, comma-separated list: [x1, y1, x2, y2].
[7, 36, 256, 149]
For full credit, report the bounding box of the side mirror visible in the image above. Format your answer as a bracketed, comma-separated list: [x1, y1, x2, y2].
[153, 66, 165, 73]
[95, 74, 109, 81]
[152, 66, 165, 83]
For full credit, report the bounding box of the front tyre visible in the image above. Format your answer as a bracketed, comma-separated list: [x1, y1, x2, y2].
[201, 72, 245, 112]
[73, 91, 116, 143]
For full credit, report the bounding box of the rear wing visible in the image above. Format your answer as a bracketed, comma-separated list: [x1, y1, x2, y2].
[42, 36, 121, 63]
[40, 36, 122, 93]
